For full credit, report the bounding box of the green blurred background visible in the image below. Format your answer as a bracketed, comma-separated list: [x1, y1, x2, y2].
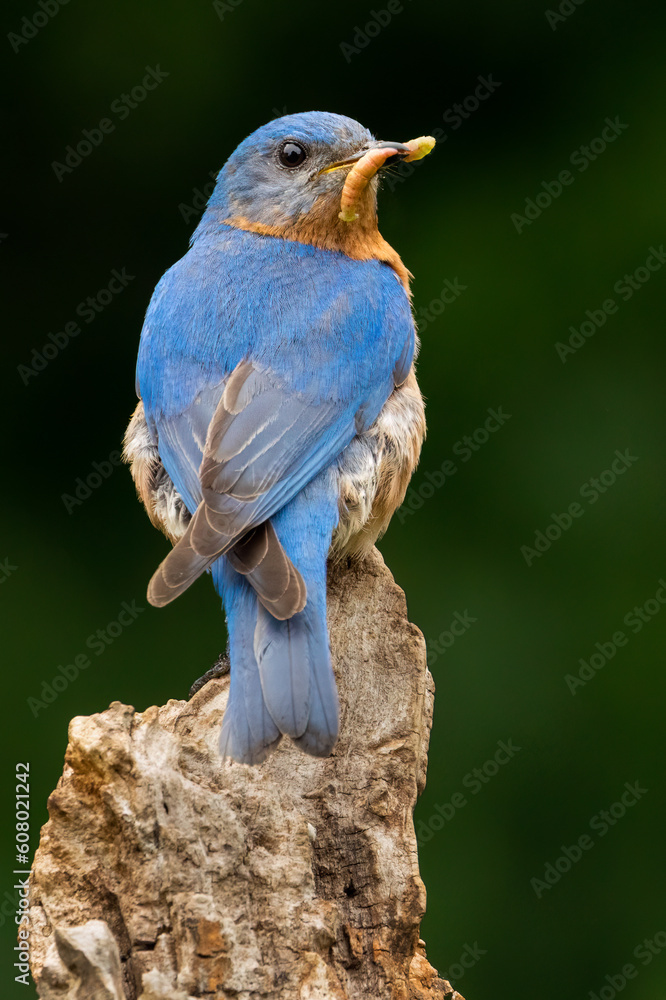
[3, 0, 665, 996]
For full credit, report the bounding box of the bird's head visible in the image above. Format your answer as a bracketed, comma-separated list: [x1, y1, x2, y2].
[198, 112, 433, 263]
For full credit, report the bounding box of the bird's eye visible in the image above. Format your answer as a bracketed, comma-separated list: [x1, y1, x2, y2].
[278, 141, 307, 168]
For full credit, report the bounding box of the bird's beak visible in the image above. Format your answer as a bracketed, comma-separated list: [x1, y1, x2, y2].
[320, 140, 414, 175]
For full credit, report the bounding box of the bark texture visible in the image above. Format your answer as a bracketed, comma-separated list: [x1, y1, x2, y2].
[29, 548, 464, 1000]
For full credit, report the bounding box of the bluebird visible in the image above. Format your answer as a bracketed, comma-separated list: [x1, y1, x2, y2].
[123, 112, 434, 764]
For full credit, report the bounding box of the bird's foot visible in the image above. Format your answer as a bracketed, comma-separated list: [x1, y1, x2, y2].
[188, 654, 230, 698]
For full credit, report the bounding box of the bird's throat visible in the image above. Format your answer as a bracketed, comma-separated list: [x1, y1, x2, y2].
[223, 191, 412, 294]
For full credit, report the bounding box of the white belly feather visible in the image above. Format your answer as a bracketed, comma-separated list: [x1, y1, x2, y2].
[123, 372, 425, 559]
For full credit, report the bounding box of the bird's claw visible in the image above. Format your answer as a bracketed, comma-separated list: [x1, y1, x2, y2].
[188, 654, 230, 698]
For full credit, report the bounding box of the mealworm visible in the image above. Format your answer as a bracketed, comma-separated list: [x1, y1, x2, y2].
[339, 135, 436, 222]
[402, 135, 437, 163]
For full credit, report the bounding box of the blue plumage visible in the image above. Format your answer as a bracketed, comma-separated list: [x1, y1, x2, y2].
[125, 112, 430, 763]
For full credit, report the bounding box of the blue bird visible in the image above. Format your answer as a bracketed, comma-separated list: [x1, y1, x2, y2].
[123, 112, 432, 764]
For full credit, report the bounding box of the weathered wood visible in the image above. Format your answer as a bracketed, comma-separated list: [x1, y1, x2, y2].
[29, 548, 464, 1000]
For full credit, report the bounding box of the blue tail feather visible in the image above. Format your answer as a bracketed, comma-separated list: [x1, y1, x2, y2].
[213, 475, 340, 763]
[290, 602, 339, 757]
[254, 606, 311, 737]
[254, 601, 339, 753]
[214, 561, 281, 764]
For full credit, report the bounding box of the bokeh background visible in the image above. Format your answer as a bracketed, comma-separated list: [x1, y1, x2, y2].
[3, 0, 665, 996]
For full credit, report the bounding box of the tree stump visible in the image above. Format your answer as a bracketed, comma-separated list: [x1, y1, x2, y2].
[28, 548, 464, 1000]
